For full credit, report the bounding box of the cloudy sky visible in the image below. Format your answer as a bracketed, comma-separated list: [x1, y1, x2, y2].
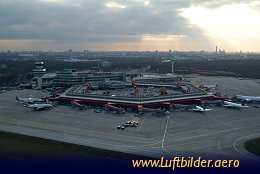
[0, 0, 260, 52]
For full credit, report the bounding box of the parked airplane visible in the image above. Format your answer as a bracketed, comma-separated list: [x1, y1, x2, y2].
[199, 84, 217, 91]
[191, 106, 213, 112]
[71, 100, 87, 110]
[16, 95, 44, 103]
[23, 102, 53, 111]
[235, 95, 260, 102]
[203, 84, 217, 89]
[138, 105, 170, 116]
[173, 104, 212, 112]
[172, 104, 193, 111]
[223, 101, 249, 109]
[105, 103, 125, 114]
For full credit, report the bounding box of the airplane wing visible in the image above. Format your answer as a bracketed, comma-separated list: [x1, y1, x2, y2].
[34, 107, 42, 111]
[244, 99, 252, 102]
[190, 108, 200, 112]
[223, 104, 248, 108]
[223, 104, 240, 108]
[190, 107, 202, 112]
[27, 104, 52, 111]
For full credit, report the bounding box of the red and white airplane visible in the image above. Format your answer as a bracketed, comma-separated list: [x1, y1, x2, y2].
[71, 100, 87, 110]
[105, 103, 125, 114]
[137, 105, 170, 116]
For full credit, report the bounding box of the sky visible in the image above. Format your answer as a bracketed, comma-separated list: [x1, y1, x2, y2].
[0, 0, 260, 52]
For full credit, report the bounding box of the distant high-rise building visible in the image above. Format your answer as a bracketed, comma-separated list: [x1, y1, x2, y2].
[0, 64, 7, 69]
[171, 60, 175, 75]
[219, 49, 225, 55]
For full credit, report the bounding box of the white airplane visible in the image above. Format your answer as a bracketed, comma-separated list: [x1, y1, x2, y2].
[16, 95, 44, 103]
[199, 84, 217, 91]
[23, 102, 53, 111]
[203, 84, 217, 89]
[223, 101, 249, 109]
[235, 95, 260, 102]
[191, 106, 213, 112]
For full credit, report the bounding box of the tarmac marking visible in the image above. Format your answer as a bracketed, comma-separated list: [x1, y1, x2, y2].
[141, 140, 162, 147]
[0, 117, 152, 144]
[61, 130, 164, 156]
[0, 123, 164, 157]
[164, 136, 220, 148]
[217, 129, 237, 155]
[164, 123, 260, 149]
[163, 122, 260, 142]
[161, 115, 170, 153]
[137, 114, 147, 132]
[60, 124, 164, 145]
[217, 138, 224, 155]
[233, 133, 260, 161]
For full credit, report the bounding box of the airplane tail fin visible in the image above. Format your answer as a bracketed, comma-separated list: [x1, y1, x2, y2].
[16, 95, 20, 101]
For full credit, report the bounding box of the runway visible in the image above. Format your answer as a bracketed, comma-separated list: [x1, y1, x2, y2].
[0, 76, 260, 160]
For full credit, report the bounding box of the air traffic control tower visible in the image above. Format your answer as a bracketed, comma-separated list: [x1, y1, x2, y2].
[32, 62, 46, 89]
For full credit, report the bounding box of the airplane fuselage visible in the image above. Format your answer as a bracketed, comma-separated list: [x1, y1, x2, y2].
[236, 95, 260, 102]
[16, 96, 44, 103]
[25, 103, 53, 110]
[223, 101, 248, 108]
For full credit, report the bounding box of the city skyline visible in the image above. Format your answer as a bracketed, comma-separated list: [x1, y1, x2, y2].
[0, 0, 260, 52]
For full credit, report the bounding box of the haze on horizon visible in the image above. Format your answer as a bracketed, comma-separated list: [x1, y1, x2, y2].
[0, 0, 260, 52]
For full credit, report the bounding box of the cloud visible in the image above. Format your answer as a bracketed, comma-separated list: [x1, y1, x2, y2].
[105, 2, 127, 9]
[0, 1, 204, 43]
[180, 0, 260, 52]
[190, 0, 258, 9]
[0, 0, 259, 51]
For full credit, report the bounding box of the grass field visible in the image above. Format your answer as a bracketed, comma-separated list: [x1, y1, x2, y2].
[0, 130, 142, 161]
[244, 138, 260, 157]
